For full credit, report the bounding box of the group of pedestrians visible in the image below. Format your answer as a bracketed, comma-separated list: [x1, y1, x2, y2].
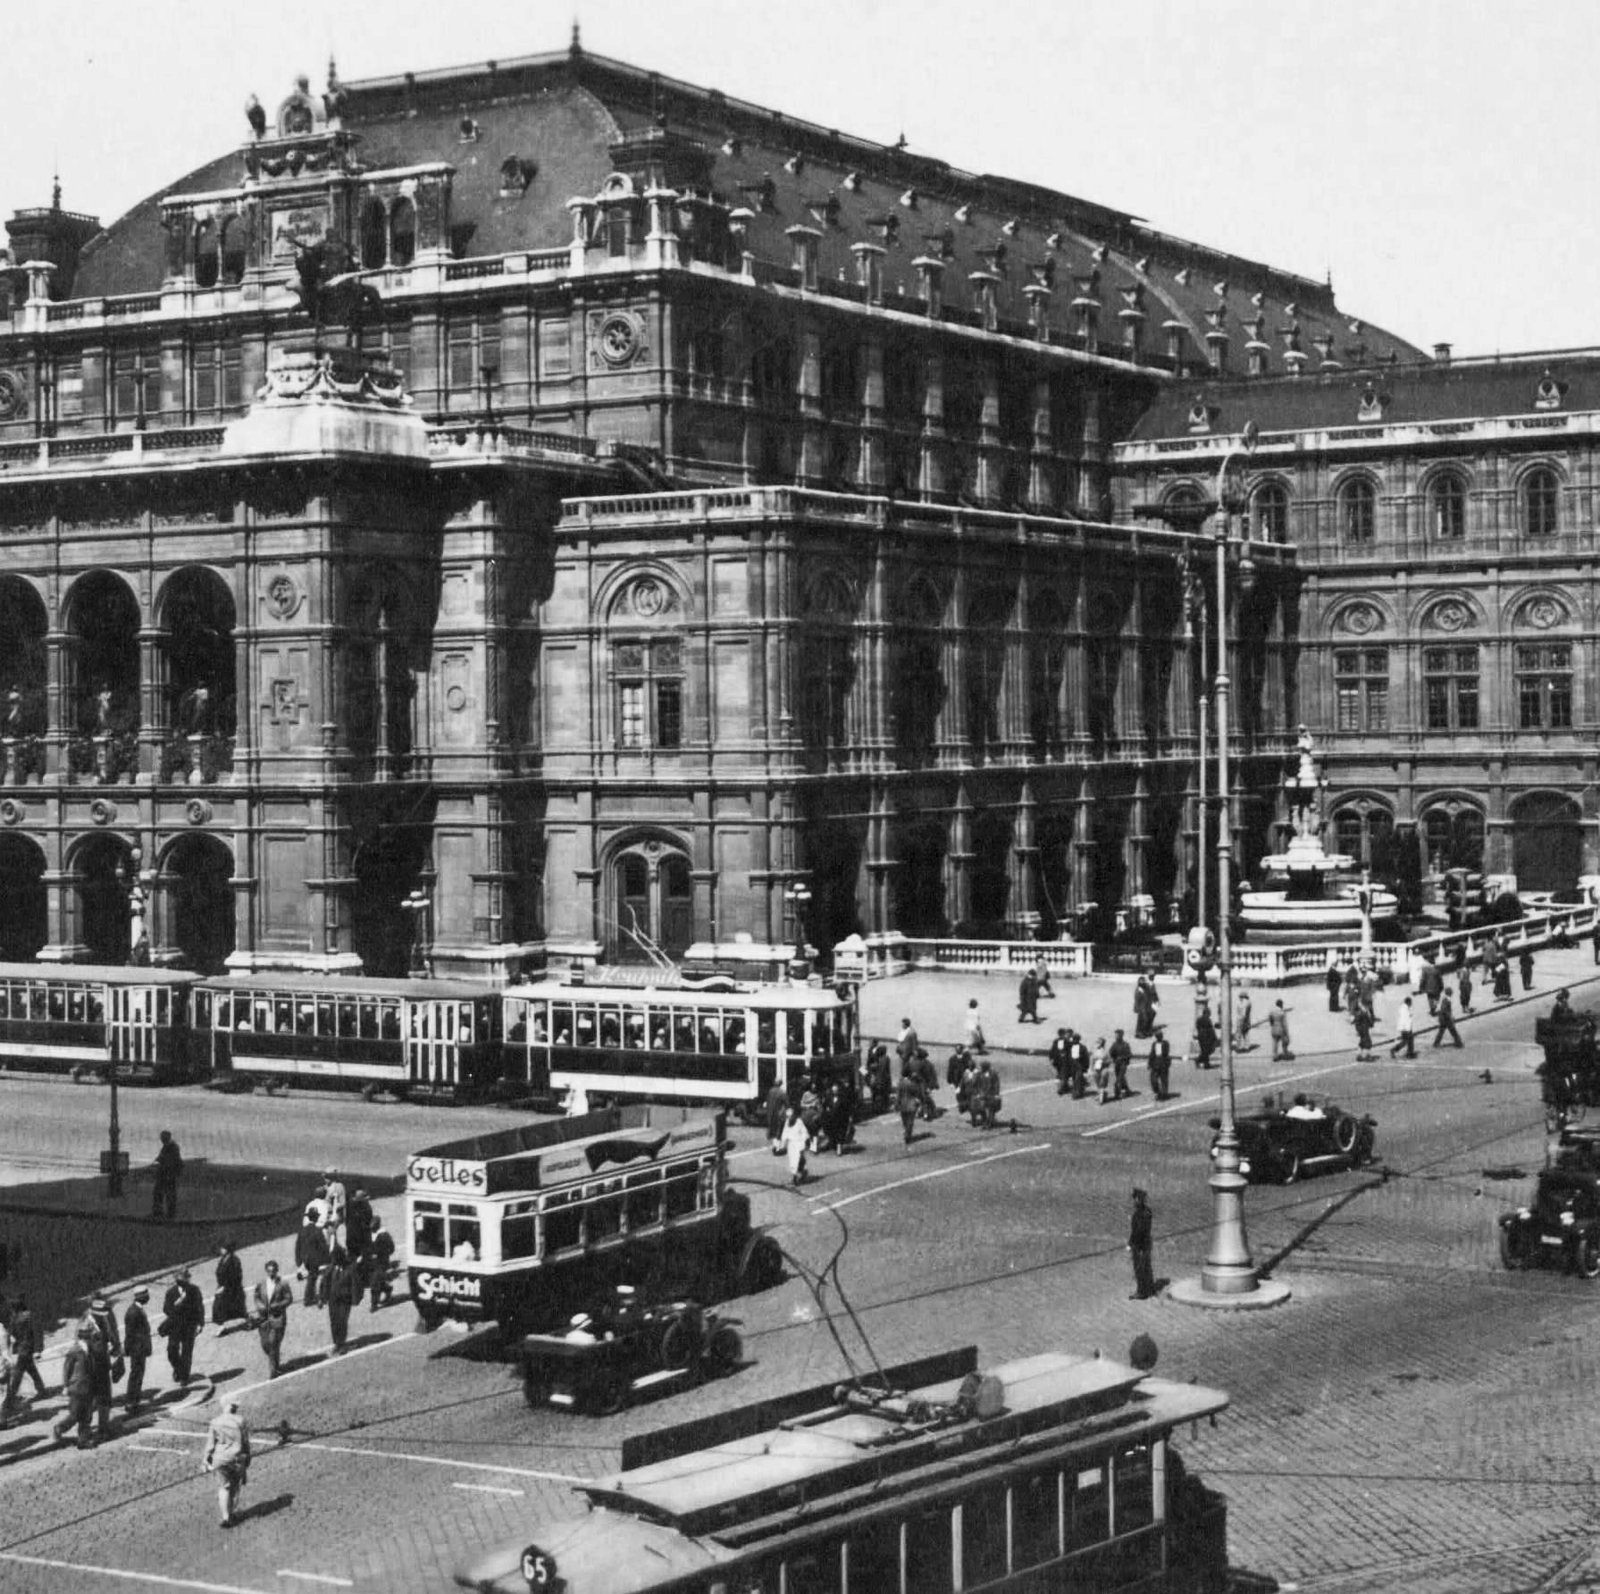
[289, 1170, 397, 1360]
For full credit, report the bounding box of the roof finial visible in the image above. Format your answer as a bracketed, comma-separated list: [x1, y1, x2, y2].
[570, 20, 583, 56]
[52, 171, 61, 212]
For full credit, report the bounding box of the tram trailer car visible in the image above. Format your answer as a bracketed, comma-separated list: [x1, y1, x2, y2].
[455, 1345, 1231, 1594]
[0, 963, 202, 1083]
[407, 1105, 782, 1336]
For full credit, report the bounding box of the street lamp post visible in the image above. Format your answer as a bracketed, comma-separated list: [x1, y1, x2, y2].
[107, 842, 150, 1199]
[1201, 423, 1263, 1297]
[402, 887, 432, 978]
[785, 882, 813, 982]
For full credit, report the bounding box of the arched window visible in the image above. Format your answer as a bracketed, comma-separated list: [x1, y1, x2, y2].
[1429, 471, 1467, 540]
[1253, 482, 1289, 542]
[1423, 806, 1484, 874]
[1340, 477, 1376, 543]
[1524, 467, 1560, 536]
[360, 200, 388, 270]
[219, 217, 247, 285]
[193, 221, 219, 289]
[389, 199, 416, 269]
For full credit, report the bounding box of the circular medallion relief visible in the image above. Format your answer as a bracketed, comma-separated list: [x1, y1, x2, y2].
[598, 314, 641, 366]
[266, 574, 301, 619]
[185, 798, 212, 826]
[445, 684, 468, 712]
[1430, 600, 1470, 632]
[1523, 597, 1562, 630]
[0, 798, 22, 826]
[88, 798, 118, 827]
[0, 370, 24, 421]
[632, 578, 665, 618]
[1341, 603, 1380, 635]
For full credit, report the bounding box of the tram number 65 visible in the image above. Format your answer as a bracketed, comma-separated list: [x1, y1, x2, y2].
[521, 1545, 559, 1589]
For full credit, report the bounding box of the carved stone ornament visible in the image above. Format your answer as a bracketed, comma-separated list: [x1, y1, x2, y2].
[266, 574, 302, 619]
[1522, 596, 1563, 630]
[186, 798, 213, 826]
[445, 684, 468, 712]
[1340, 603, 1381, 635]
[257, 347, 407, 410]
[1428, 600, 1471, 632]
[632, 577, 666, 618]
[1357, 386, 1387, 423]
[88, 798, 118, 827]
[596, 312, 643, 367]
[0, 370, 26, 422]
[0, 798, 22, 826]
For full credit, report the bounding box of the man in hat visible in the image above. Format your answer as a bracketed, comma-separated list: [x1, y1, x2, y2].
[251, 1260, 293, 1379]
[1128, 1188, 1156, 1300]
[322, 1168, 347, 1236]
[203, 1392, 252, 1527]
[295, 1202, 330, 1308]
[124, 1286, 153, 1414]
[151, 1129, 183, 1220]
[344, 1188, 374, 1261]
[1147, 1025, 1173, 1102]
[51, 1326, 95, 1448]
[214, 1241, 247, 1333]
[82, 1292, 123, 1439]
[161, 1268, 205, 1384]
[364, 1213, 397, 1311]
[1, 1294, 45, 1422]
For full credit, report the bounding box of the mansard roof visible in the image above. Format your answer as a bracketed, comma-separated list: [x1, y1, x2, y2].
[1127, 349, 1600, 440]
[70, 42, 1421, 374]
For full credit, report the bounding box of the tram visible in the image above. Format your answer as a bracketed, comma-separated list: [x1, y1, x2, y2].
[405, 1104, 781, 1334]
[0, 963, 201, 1083]
[194, 974, 504, 1100]
[502, 976, 856, 1116]
[454, 1344, 1231, 1593]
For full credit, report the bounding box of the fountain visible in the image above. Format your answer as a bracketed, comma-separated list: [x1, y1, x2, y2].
[1239, 727, 1398, 941]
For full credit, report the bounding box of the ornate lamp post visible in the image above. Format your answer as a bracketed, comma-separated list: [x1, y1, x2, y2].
[402, 885, 432, 978]
[785, 881, 813, 981]
[480, 354, 499, 424]
[107, 842, 151, 1198]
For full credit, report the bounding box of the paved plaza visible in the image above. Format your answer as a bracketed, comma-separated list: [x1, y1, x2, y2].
[0, 950, 1597, 1592]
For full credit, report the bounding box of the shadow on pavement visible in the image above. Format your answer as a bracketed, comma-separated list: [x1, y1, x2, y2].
[234, 1493, 294, 1526]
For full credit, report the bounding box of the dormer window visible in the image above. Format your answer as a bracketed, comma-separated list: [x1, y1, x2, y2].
[194, 221, 220, 289]
[500, 157, 537, 198]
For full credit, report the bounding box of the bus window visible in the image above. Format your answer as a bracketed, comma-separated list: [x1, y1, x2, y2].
[599, 1008, 622, 1048]
[317, 1000, 335, 1035]
[503, 1200, 540, 1261]
[624, 1012, 647, 1050]
[962, 1484, 1008, 1586]
[544, 1191, 582, 1254]
[380, 1002, 400, 1039]
[1011, 1469, 1061, 1568]
[725, 1015, 746, 1052]
[338, 1002, 358, 1039]
[68, 989, 86, 1023]
[531, 1009, 548, 1044]
[47, 989, 64, 1021]
[1069, 1464, 1110, 1546]
[296, 1002, 316, 1036]
[587, 1182, 623, 1243]
[903, 1507, 952, 1594]
[847, 1518, 901, 1592]
[624, 1172, 662, 1232]
[274, 998, 293, 1034]
[574, 1008, 597, 1048]
[28, 986, 45, 1019]
[459, 1003, 474, 1042]
[781, 1541, 844, 1594]
[0, 988, 9, 1019]
[757, 1012, 776, 1056]
[674, 1012, 698, 1051]
[506, 999, 527, 1043]
[786, 1012, 806, 1059]
[552, 1003, 575, 1045]
[664, 1171, 698, 1222]
[413, 1202, 446, 1258]
[649, 1012, 670, 1050]
[1113, 1444, 1155, 1535]
[449, 1205, 480, 1261]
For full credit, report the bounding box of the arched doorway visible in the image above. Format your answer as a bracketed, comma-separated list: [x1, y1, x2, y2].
[161, 833, 235, 973]
[66, 572, 141, 781]
[612, 840, 694, 962]
[73, 834, 135, 965]
[1512, 792, 1582, 894]
[0, 578, 48, 755]
[0, 835, 46, 961]
[1422, 803, 1485, 875]
[351, 815, 434, 978]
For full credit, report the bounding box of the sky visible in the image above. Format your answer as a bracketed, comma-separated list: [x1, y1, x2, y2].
[3, 0, 1594, 360]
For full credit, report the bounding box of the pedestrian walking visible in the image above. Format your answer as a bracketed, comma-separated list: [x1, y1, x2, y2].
[160, 1269, 204, 1384]
[1267, 1000, 1293, 1061]
[123, 1287, 153, 1414]
[51, 1328, 95, 1448]
[295, 1204, 330, 1308]
[322, 1168, 347, 1239]
[1128, 1188, 1156, 1300]
[764, 1079, 787, 1145]
[865, 1041, 891, 1114]
[1092, 1036, 1112, 1102]
[1133, 974, 1159, 1039]
[1353, 1006, 1375, 1060]
[1433, 989, 1464, 1048]
[251, 1260, 293, 1379]
[1421, 959, 1443, 1016]
[81, 1304, 117, 1442]
[1066, 1030, 1089, 1099]
[1493, 956, 1513, 1001]
[779, 1107, 813, 1186]
[365, 1215, 397, 1311]
[1519, 948, 1535, 992]
[151, 1129, 183, 1220]
[1457, 964, 1473, 1013]
[963, 1000, 987, 1054]
[344, 1189, 374, 1260]
[323, 1247, 357, 1354]
[2, 1294, 46, 1421]
[1325, 958, 1343, 1013]
[1390, 996, 1417, 1058]
[1194, 1001, 1219, 1069]
[1033, 955, 1055, 1000]
[945, 1042, 972, 1091]
[895, 1071, 922, 1145]
[1147, 1027, 1173, 1100]
[1234, 991, 1254, 1051]
[1049, 1027, 1071, 1094]
[968, 1059, 1002, 1128]
[203, 1393, 252, 1528]
[214, 1241, 247, 1334]
[1109, 1029, 1133, 1099]
[1017, 968, 1041, 1023]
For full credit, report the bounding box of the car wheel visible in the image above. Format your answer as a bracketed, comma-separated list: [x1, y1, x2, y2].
[588, 1369, 628, 1417]
[1281, 1151, 1302, 1186]
[706, 1323, 743, 1377]
[1332, 1115, 1360, 1156]
[1499, 1224, 1531, 1272]
[1579, 1233, 1600, 1280]
[660, 1317, 697, 1373]
[523, 1359, 555, 1409]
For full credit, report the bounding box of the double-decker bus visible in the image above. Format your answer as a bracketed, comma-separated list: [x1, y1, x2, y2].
[406, 1104, 781, 1335]
[501, 977, 856, 1117]
[454, 1344, 1231, 1593]
[0, 963, 200, 1083]
[194, 974, 503, 1100]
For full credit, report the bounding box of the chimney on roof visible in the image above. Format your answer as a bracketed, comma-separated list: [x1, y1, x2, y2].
[1433, 342, 1452, 365]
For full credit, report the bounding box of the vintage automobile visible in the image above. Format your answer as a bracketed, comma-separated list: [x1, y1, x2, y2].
[1534, 1004, 1600, 1131]
[1209, 1093, 1377, 1184]
[1499, 1165, 1600, 1276]
[521, 1289, 743, 1415]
